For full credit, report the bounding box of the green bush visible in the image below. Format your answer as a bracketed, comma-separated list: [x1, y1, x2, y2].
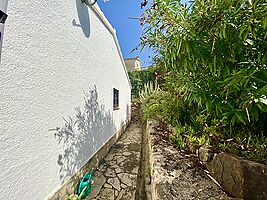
[128, 67, 157, 97]
[139, 82, 267, 163]
[139, 82, 198, 127]
[142, 0, 267, 129]
[139, 0, 267, 163]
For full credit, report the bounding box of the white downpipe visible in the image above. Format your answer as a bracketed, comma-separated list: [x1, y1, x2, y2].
[0, 0, 8, 62]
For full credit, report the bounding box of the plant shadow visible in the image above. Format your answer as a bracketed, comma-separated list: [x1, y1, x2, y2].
[53, 85, 116, 182]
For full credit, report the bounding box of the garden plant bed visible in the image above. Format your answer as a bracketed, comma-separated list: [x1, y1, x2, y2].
[147, 121, 241, 200]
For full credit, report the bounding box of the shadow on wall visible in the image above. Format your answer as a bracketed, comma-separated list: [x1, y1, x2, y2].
[53, 86, 115, 182]
[72, 0, 91, 38]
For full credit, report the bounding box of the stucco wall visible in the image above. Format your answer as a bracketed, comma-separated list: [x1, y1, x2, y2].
[0, 1, 131, 199]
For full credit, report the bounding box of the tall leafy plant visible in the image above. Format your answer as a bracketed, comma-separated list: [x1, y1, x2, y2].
[141, 0, 267, 132]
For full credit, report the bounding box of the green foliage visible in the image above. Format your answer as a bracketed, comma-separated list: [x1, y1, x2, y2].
[139, 82, 267, 163]
[138, 81, 167, 121]
[170, 113, 267, 163]
[128, 68, 157, 97]
[67, 195, 81, 200]
[197, 135, 208, 146]
[142, 0, 267, 128]
[170, 133, 187, 150]
[218, 131, 267, 163]
[139, 0, 267, 163]
[139, 82, 199, 127]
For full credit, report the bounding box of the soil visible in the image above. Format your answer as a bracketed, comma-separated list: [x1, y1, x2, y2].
[149, 123, 232, 200]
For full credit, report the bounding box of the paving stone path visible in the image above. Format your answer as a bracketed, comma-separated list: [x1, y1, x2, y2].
[86, 121, 142, 200]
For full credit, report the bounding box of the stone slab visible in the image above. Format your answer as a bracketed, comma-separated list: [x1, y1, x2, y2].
[206, 153, 267, 199]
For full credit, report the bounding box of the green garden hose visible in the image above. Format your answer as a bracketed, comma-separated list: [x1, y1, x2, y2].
[76, 170, 93, 199]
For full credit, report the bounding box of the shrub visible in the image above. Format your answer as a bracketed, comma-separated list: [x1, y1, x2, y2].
[138, 0, 267, 163]
[141, 0, 267, 130]
[139, 82, 198, 127]
[128, 67, 157, 97]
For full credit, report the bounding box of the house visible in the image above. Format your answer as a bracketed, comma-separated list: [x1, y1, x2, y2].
[124, 57, 142, 71]
[0, 1, 131, 199]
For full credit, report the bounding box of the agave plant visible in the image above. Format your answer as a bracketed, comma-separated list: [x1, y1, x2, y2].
[138, 81, 160, 104]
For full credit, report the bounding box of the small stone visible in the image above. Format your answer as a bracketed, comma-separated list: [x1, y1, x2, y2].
[105, 154, 114, 161]
[87, 171, 106, 198]
[110, 164, 120, 169]
[116, 156, 127, 164]
[123, 152, 131, 156]
[115, 168, 122, 173]
[121, 183, 127, 189]
[132, 151, 140, 157]
[105, 168, 116, 177]
[123, 191, 135, 200]
[98, 164, 107, 172]
[98, 188, 114, 200]
[104, 183, 112, 188]
[116, 189, 126, 200]
[115, 190, 118, 197]
[107, 177, 121, 191]
[109, 161, 116, 166]
[118, 173, 137, 187]
[132, 166, 139, 174]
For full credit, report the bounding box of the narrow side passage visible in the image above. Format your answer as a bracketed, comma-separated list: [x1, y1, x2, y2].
[86, 107, 143, 200]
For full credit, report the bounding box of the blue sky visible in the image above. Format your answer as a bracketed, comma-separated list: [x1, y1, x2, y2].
[97, 0, 189, 67]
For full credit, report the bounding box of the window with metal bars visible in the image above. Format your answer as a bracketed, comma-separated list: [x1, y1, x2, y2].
[113, 88, 119, 110]
[0, 10, 8, 24]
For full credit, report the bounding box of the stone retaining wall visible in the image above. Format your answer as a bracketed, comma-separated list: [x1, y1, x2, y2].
[203, 152, 267, 200]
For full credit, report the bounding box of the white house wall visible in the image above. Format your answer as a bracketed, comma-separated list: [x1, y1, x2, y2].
[0, 0, 131, 199]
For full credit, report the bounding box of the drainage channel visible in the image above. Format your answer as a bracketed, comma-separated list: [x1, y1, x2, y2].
[135, 120, 152, 200]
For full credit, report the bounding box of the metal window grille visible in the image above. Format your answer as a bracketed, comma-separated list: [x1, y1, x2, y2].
[113, 88, 119, 110]
[0, 10, 7, 24]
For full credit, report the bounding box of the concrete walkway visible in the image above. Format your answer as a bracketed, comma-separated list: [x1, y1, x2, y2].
[86, 120, 142, 200]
